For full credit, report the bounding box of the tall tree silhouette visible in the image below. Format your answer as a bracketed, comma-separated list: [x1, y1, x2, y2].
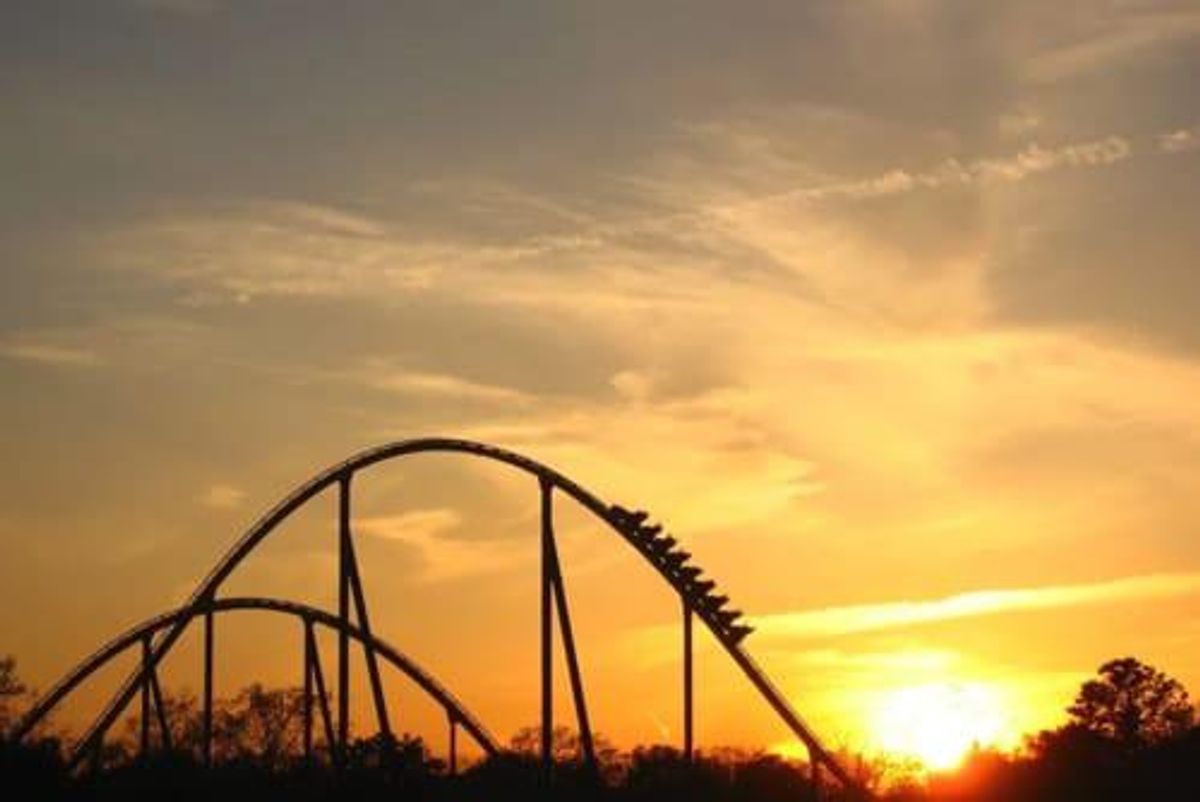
[212, 683, 306, 768]
[1067, 657, 1193, 749]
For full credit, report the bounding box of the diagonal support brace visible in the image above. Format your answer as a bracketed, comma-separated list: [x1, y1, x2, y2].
[541, 478, 598, 777]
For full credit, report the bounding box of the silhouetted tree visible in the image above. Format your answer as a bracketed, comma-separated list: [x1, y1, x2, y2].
[729, 753, 815, 802]
[847, 749, 924, 798]
[624, 745, 724, 801]
[0, 654, 27, 736]
[117, 682, 310, 768]
[1009, 658, 1200, 802]
[346, 731, 445, 788]
[509, 724, 586, 762]
[13, 658, 1200, 802]
[508, 724, 619, 769]
[213, 683, 306, 768]
[1066, 657, 1193, 750]
[117, 688, 208, 761]
[346, 732, 404, 766]
[0, 656, 66, 798]
[158, 689, 205, 756]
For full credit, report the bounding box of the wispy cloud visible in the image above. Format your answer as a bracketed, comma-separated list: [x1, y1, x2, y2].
[624, 572, 1200, 675]
[787, 648, 962, 673]
[754, 572, 1200, 640]
[1025, 9, 1200, 83]
[356, 509, 528, 583]
[199, 483, 246, 509]
[1159, 127, 1199, 154]
[483, 133, 1142, 289]
[103, 201, 441, 302]
[451, 388, 827, 537]
[722, 136, 1133, 213]
[367, 368, 533, 406]
[359, 508, 461, 541]
[0, 340, 103, 368]
[970, 137, 1132, 182]
[96, 127, 1155, 313]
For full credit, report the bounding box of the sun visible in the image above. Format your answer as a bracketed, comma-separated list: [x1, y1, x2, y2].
[872, 682, 1008, 771]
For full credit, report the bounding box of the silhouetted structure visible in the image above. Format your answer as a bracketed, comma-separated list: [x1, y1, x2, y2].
[8, 438, 864, 798]
[11, 597, 497, 768]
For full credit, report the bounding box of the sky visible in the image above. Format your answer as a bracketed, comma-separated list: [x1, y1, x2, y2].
[2, 0, 1200, 768]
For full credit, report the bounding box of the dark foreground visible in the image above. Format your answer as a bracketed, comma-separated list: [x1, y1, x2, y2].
[6, 731, 1200, 802]
[4, 656, 1200, 800]
[5, 740, 834, 802]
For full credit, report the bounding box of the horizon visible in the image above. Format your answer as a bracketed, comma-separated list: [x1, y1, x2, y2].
[3, 0, 1199, 778]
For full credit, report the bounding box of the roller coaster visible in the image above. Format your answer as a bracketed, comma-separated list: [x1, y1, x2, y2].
[12, 437, 865, 797]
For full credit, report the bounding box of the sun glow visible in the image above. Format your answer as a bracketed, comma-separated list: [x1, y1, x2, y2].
[873, 682, 1008, 771]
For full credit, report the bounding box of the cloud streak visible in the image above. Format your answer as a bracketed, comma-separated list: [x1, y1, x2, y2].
[356, 509, 528, 583]
[367, 368, 532, 406]
[722, 136, 1133, 214]
[754, 572, 1200, 640]
[1159, 127, 1199, 154]
[199, 484, 246, 509]
[97, 128, 1158, 310]
[0, 340, 103, 368]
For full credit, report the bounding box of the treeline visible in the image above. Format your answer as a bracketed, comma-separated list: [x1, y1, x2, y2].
[4, 723, 833, 802]
[897, 656, 1200, 802]
[2, 655, 1199, 801]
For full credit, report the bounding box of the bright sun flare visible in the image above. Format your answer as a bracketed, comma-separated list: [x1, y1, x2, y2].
[873, 682, 1008, 771]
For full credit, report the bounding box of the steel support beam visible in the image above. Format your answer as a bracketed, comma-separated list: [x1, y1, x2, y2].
[542, 480, 597, 775]
[540, 478, 554, 783]
[140, 636, 151, 758]
[684, 599, 694, 761]
[448, 714, 458, 776]
[337, 474, 351, 760]
[148, 660, 172, 752]
[71, 617, 194, 771]
[551, 571, 596, 772]
[307, 622, 337, 757]
[303, 619, 313, 762]
[203, 609, 213, 766]
[36, 592, 499, 772]
[340, 479, 392, 740]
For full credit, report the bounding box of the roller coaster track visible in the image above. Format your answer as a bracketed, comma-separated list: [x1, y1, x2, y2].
[13, 596, 497, 763]
[14, 437, 865, 796]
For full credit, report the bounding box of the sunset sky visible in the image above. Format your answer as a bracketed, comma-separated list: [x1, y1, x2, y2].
[3, 0, 1200, 769]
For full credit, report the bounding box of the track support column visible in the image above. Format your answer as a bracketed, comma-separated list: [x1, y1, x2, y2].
[140, 636, 151, 758]
[149, 662, 172, 752]
[539, 478, 598, 779]
[337, 473, 352, 762]
[543, 479, 597, 775]
[540, 478, 554, 783]
[307, 621, 337, 757]
[203, 609, 213, 766]
[683, 598, 694, 761]
[448, 713, 458, 776]
[340, 485, 392, 741]
[303, 618, 314, 763]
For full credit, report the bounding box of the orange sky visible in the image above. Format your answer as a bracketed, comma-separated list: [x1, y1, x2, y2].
[2, 0, 1200, 769]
